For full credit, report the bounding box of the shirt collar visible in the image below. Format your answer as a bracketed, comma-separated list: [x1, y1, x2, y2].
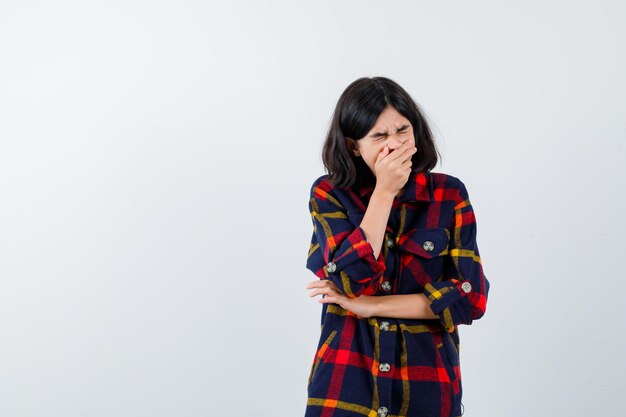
[357, 170, 432, 202]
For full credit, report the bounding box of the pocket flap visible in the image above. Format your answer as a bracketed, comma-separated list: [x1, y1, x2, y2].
[397, 227, 450, 258]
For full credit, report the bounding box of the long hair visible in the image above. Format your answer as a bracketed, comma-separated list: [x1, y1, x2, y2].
[322, 77, 440, 189]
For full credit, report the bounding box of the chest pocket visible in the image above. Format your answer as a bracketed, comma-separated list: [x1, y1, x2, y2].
[396, 227, 450, 284]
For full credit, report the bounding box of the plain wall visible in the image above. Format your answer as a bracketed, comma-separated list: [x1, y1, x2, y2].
[1, 1, 624, 416]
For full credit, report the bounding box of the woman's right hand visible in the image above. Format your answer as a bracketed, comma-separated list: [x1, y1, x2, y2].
[373, 138, 417, 196]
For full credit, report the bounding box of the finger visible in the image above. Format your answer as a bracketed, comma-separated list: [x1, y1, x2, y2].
[319, 295, 337, 304]
[308, 285, 341, 297]
[386, 144, 414, 164]
[305, 279, 334, 289]
[312, 279, 342, 293]
[376, 145, 390, 163]
[392, 143, 417, 163]
[308, 287, 330, 297]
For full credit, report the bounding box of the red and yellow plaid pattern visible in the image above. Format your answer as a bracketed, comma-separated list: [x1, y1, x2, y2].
[304, 170, 490, 417]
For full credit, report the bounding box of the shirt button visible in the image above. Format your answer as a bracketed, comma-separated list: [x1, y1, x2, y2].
[326, 262, 337, 273]
[379, 363, 390, 372]
[380, 321, 390, 331]
[423, 240, 435, 251]
[377, 406, 389, 417]
[380, 280, 392, 292]
[461, 282, 472, 293]
[385, 238, 395, 248]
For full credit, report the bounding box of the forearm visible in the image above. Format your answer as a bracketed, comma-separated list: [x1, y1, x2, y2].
[360, 187, 395, 259]
[372, 293, 440, 320]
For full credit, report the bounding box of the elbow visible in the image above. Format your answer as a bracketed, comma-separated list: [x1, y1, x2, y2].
[470, 276, 490, 320]
[468, 294, 489, 322]
[470, 305, 487, 321]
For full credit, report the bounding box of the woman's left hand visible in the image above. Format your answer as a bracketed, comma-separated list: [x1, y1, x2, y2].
[305, 279, 378, 319]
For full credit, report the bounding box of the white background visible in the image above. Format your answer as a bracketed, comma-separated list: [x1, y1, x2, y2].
[1, 1, 624, 416]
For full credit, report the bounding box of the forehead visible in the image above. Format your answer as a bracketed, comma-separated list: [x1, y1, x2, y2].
[370, 107, 410, 130]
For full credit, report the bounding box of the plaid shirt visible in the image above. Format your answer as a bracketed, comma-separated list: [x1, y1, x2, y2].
[304, 170, 490, 417]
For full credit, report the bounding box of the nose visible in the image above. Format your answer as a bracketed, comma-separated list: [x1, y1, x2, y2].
[388, 134, 408, 150]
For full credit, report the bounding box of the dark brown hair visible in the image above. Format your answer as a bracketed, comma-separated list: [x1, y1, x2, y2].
[321, 76, 440, 189]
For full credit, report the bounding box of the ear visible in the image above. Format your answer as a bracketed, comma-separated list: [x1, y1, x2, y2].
[345, 137, 360, 157]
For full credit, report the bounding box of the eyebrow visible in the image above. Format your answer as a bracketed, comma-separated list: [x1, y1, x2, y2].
[369, 124, 410, 137]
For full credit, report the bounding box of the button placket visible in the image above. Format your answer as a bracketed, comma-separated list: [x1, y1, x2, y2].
[376, 307, 396, 417]
[378, 232, 393, 294]
[375, 230, 397, 414]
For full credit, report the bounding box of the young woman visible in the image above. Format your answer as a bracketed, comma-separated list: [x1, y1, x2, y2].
[304, 77, 490, 417]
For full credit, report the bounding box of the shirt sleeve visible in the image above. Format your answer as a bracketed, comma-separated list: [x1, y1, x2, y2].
[305, 179, 387, 299]
[422, 179, 491, 333]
